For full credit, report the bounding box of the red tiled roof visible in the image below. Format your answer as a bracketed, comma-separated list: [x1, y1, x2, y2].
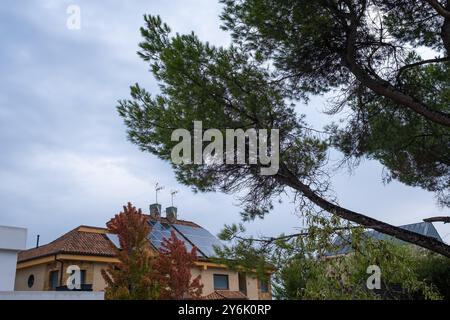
[17, 226, 117, 263]
[202, 290, 249, 300]
[18, 216, 203, 263]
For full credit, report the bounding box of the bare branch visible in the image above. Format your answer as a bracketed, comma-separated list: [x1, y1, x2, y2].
[232, 227, 354, 244]
[397, 57, 450, 81]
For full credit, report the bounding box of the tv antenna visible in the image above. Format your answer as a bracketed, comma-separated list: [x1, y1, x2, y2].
[170, 190, 179, 207]
[155, 183, 164, 204]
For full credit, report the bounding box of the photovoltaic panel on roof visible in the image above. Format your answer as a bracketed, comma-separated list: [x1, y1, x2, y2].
[172, 223, 224, 258]
[106, 233, 121, 249]
[148, 221, 203, 257]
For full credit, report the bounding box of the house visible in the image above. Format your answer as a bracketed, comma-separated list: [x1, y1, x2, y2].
[14, 204, 272, 300]
[328, 221, 444, 256]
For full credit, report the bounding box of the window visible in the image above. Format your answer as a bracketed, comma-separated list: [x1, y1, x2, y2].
[213, 274, 229, 290]
[69, 268, 87, 284]
[80, 270, 87, 285]
[49, 270, 59, 290]
[238, 272, 247, 295]
[27, 275, 35, 288]
[259, 280, 269, 293]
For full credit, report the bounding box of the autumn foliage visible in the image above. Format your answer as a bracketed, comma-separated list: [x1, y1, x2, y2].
[102, 202, 203, 300]
[153, 231, 203, 299]
[101, 202, 159, 300]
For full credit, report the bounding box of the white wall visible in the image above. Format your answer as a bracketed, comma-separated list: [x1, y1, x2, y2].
[0, 225, 27, 291]
[0, 291, 104, 300]
[0, 251, 20, 291]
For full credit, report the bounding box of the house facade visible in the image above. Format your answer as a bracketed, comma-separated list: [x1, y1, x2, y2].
[15, 207, 272, 300]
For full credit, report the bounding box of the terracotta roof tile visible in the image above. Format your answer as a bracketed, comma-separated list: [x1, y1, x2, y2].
[18, 216, 203, 263]
[18, 226, 117, 263]
[202, 290, 249, 300]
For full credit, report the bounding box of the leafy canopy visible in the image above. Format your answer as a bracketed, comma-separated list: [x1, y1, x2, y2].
[153, 231, 203, 299]
[118, 15, 329, 220]
[219, 0, 450, 205]
[216, 216, 446, 300]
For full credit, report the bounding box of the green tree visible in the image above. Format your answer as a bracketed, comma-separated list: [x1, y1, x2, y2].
[219, 0, 450, 250]
[273, 244, 444, 300]
[101, 203, 160, 300]
[218, 0, 450, 206]
[415, 252, 450, 299]
[117, 2, 450, 257]
[217, 218, 445, 300]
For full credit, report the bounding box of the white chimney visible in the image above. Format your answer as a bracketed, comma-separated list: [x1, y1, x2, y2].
[149, 203, 162, 220]
[165, 207, 177, 224]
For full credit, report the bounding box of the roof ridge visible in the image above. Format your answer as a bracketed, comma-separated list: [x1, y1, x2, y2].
[77, 225, 108, 230]
[146, 215, 202, 228]
[18, 227, 117, 262]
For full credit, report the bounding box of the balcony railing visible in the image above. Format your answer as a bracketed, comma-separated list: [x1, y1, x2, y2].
[55, 284, 93, 291]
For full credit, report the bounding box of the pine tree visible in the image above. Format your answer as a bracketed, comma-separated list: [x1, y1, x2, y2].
[117, 7, 450, 257]
[101, 202, 160, 300]
[153, 231, 203, 299]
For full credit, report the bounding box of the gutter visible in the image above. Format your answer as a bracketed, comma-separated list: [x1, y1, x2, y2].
[54, 254, 64, 288]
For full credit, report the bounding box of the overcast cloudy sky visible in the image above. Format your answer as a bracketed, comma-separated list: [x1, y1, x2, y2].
[1, 0, 449, 248]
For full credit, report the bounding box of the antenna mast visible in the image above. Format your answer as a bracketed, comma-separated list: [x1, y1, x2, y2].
[155, 183, 164, 204]
[170, 190, 179, 207]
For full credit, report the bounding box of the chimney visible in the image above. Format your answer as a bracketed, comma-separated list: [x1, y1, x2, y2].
[36, 235, 40, 248]
[165, 206, 177, 224]
[149, 203, 162, 220]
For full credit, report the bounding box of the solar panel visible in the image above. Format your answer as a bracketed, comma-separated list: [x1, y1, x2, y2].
[106, 233, 121, 249]
[172, 224, 224, 258]
[149, 220, 171, 249]
[148, 221, 200, 256]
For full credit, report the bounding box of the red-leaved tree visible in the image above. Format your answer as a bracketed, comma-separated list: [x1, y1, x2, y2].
[153, 231, 203, 299]
[101, 202, 160, 300]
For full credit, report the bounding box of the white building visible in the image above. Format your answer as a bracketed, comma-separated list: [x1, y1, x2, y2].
[0, 225, 27, 291]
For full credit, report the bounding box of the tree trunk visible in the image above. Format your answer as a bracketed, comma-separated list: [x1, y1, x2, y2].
[277, 163, 450, 258]
[423, 216, 450, 224]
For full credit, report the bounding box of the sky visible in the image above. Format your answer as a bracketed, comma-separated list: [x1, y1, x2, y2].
[0, 0, 448, 249]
